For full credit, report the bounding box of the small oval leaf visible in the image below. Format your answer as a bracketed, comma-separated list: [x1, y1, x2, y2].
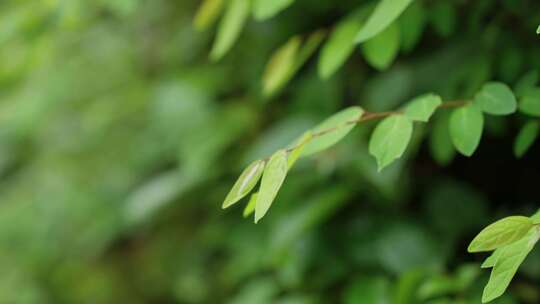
[404, 93, 442, 122]
[468, 216, 534, 253]
[222, 160, 265, 209]
[519, 88, 540, 117]
[194, 0, 225, 31]
[302, 106, 364, 156]
[475, 82, 517, 115]
[449, 103, 484, 157]
[210, 0, 250, 61]
[361, 23, 400, 71]
[369, 114, 413, 171]
[242, 192, 258, 218]
[254, 150, 288, 223]
[355, 0, 414, 43]
[514, 120, 540, 158]
[253, 0, 294, 20]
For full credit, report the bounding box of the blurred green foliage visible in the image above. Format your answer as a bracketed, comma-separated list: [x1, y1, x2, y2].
[0, 0, 539, 303]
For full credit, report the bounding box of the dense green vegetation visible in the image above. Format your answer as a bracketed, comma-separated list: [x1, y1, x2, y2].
[1, 0, 539, 303]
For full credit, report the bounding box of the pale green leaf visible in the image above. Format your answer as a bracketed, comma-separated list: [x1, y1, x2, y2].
[514, 70, 538, 98]
[514, 120, 540, 158]
[355, 0, 414, 43]
[210, 0, 250, 61]
[361, 23, 400, 71]
[252, 0, 294, 20]
[369, 114, 413, 171]
[242, 192, 258, 218]
[287, 131, 313, 169]
[302, 106, 364, 156]
[468, 216, 534, 252]
[404, 93, 442, 122]
[255, 150, 288, 223]
[537, 25, 540, 34]
[481, 249, 502, 269]
[449, 103, 484, 157]
[519, 88, 540, 117]
[429, 113, 455, 166]
[293, 29, 326, 71]
[223, 160, 265, 208]
[475, 82, 517, 115]
[398, 1, 426, 53]
[318, 8, 371, 79]
[482, 228, 540, 303]
[262, 36, 301, 96]
[193, 0, 225, 31]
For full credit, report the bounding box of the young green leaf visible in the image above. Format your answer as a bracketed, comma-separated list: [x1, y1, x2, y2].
[355, 0, 414, 43]
[193, 0, 225, 31]
[361, 23, 400, 71]
[514, 120, 540, 158]
[210, 0, 250, 61]
[475, 82, 517, 115]
[252, 0, 294, 20]
[481, 248, 502, 269]
[429, 113, 455, 166]
[223, 160, 265, 209]
[262, 36, 301, 96]
[537, 25, 540, 34]
[302, 106, 364, 156]
[514, 70, 538, 98]
[468, 216, 534, 252]
[254, 150, 288, 223]
[482, 228, 540, 303]
[531, 209, 540, 224]
[449, 103, 484, 157]
[369, 114, 413, 171]
[287, 131, 313, 169]
[293, 29, 326, 71]
[404, 93, 442, 122]
[242, 192, 258, 218]
[519, 88, 540, 116]
[318, 8, 370, 79]
[398, 1, 427, 53]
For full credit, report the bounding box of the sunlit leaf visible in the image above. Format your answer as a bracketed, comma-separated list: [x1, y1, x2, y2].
[262, 36, 301, 96]
[519, 88, 540, 117]
[210, 0, 250, 61]
[252, 0, 294, 20]
[223, 160, 265, 209]
[404, 93, 442, 122]
[302, 106, 364, 156]
[468, 216, 533, 252]
[481, 248, 502, 269]
[355, 0, 414, 43]
[242, 192, 258, 218]
[482, 228, 540, 303]
[194, 0, 225, 31]
[287, 131, 313, 169]
[361, 23, 400, 71]
[449, 103, 484, 156]
[514, 120, 539, 158]
[255, 150, 288, 223]
[475, 82, 517, 115]
[369, 114, 413, 171]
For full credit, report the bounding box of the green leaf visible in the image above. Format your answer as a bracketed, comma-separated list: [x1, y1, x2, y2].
[355, 0, 414, 43]
[404, 93, 442, 122]
[537, 25, 540, 34]
[531, 209, 540, 224]
[210, 0, 250, 61]
[287, 131, 312, 169]
[193, 0, 225, 31]
[252, 0, 294, 20]
[369, 115, 413, 171]
[398, 1, 426, 53]
[223, 160, 266, 209]
[262, 36, 301, 96]
[429, 2, 456, 37]
[254, 150, 288, 223]
[344, 276, 391, 304]
[429, 113, 455, 166]
[519, 88, 540, 116]
[482, 228, 540, 303]
[468, 216, 534, 252]
[361, 23, 400, 71]
[242, 193, 258, 218]
[513, 120, 540, 158]
[514, 70, 538, 98]
[481, 248, 502, 269]
[318, 8, 370, 79]
[475, 82, 517, 115]
[293, 30, 326, 71]
[302, 106, 364, 156]
[449, 103, 484, 157]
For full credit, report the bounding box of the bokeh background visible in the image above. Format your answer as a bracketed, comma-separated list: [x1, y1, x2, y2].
[0, 0, 539, 303]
